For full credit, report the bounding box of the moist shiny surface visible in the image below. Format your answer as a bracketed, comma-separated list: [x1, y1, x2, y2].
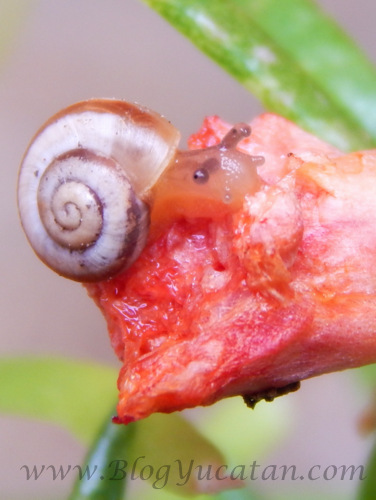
[86, 113, 376, 423]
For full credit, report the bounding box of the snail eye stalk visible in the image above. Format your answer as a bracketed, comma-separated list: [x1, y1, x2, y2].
[18, 99, 264, 282]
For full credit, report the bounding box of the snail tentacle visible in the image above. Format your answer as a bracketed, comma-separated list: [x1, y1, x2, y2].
[18, 99, 265, 282]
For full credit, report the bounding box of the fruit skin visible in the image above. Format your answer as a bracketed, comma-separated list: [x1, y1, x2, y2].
[86, 113, 376, 423]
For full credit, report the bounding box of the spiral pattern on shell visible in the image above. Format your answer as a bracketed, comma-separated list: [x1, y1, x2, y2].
[17, 99, 180, 281]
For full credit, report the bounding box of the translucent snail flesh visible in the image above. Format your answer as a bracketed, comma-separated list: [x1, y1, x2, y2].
[17, 98, 264, 282]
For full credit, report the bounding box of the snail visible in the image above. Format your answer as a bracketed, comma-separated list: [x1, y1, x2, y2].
[17, 98, 264, 282]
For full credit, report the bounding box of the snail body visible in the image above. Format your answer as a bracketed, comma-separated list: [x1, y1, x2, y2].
[18, 98, 264, 282]
[152, 122, 264, 223]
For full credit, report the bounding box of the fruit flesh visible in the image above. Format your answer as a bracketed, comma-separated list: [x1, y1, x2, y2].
[86, 113, 376, 423]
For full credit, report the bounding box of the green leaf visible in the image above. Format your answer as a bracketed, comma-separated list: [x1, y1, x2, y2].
[215, 489, 260, 500]
[139, 486, 260, 500]
[142, 0, 376, 151]
[357, 439, 376, 500]
[69, 410, 136, 500]
[128, 412, 232, 495]
[0, 357, 231, 497]
[238, 0, 376, 143]
[72, 411, 236, 497]
[0, 357, 118, 443]
[190, 396, 292, 466]
[357, 364, 376, 387]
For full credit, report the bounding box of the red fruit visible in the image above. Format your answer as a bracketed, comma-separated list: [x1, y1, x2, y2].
[86, 113, 376, 423]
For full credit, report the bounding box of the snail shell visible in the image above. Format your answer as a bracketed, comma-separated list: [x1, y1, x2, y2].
[17, 99, 180, 282]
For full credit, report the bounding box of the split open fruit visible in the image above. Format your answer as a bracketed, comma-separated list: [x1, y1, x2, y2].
[85, 113, 376, 423]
